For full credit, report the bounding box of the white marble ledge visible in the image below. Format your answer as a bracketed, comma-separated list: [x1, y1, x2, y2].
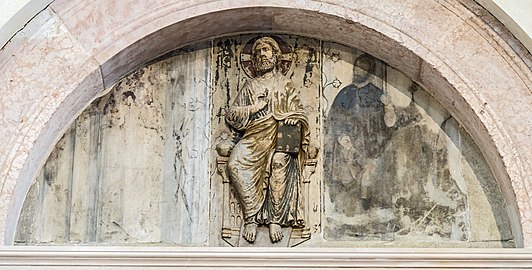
[0, 246, 531, 269]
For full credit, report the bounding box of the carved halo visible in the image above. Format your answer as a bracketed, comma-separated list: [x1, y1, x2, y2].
[240, 36, 293, 78]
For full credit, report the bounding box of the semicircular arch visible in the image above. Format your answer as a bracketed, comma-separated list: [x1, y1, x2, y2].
[0, 0, 529, 247]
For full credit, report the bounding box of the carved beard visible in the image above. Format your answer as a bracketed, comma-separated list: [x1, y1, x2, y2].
[253, 55, 277, 73]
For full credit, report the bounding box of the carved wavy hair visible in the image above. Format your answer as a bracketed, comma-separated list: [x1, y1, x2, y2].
[251, 37, 282, 71]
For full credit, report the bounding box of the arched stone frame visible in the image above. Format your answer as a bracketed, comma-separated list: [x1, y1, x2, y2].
[0, 0, 530, 248]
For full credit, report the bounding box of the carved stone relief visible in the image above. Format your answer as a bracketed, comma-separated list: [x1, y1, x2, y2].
[212, 35, 320, 247]
[15, 34, 514, 248]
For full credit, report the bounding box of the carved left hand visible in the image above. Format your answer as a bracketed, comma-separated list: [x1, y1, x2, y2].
[284, 118, 298, 126]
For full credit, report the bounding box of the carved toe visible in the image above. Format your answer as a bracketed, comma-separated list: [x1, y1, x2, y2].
[243, 223, 257, 243]
[269, 223, 283, 243]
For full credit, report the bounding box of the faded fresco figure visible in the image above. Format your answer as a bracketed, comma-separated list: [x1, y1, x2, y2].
[325, 54, 384, 217]
[226, 37, 310, 243]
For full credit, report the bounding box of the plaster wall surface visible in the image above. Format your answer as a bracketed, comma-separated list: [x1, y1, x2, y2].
[0, 0, 530, 249]
[0, 0, 54, 49]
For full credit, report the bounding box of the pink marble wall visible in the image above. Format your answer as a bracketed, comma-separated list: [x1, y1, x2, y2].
[0, 0, 530, 247]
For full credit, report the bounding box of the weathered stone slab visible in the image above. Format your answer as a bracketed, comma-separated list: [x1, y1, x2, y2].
[15, 43, 212, 246]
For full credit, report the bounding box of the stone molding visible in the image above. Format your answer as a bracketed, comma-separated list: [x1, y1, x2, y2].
[0, 247, 531, 269]
[0, 0, 530, 247]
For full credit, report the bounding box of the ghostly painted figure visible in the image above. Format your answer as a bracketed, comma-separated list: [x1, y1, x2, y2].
[226, 37, 310, 243]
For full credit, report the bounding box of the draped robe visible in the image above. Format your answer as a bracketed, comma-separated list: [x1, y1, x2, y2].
[226, 72, 309, 227]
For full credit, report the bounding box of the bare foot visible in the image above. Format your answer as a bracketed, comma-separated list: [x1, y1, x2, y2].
[269, 223, 283, 243]
[242, 223, 257, 243]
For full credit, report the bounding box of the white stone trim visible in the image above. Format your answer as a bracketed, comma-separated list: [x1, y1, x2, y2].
[0, 246, 531, 269]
